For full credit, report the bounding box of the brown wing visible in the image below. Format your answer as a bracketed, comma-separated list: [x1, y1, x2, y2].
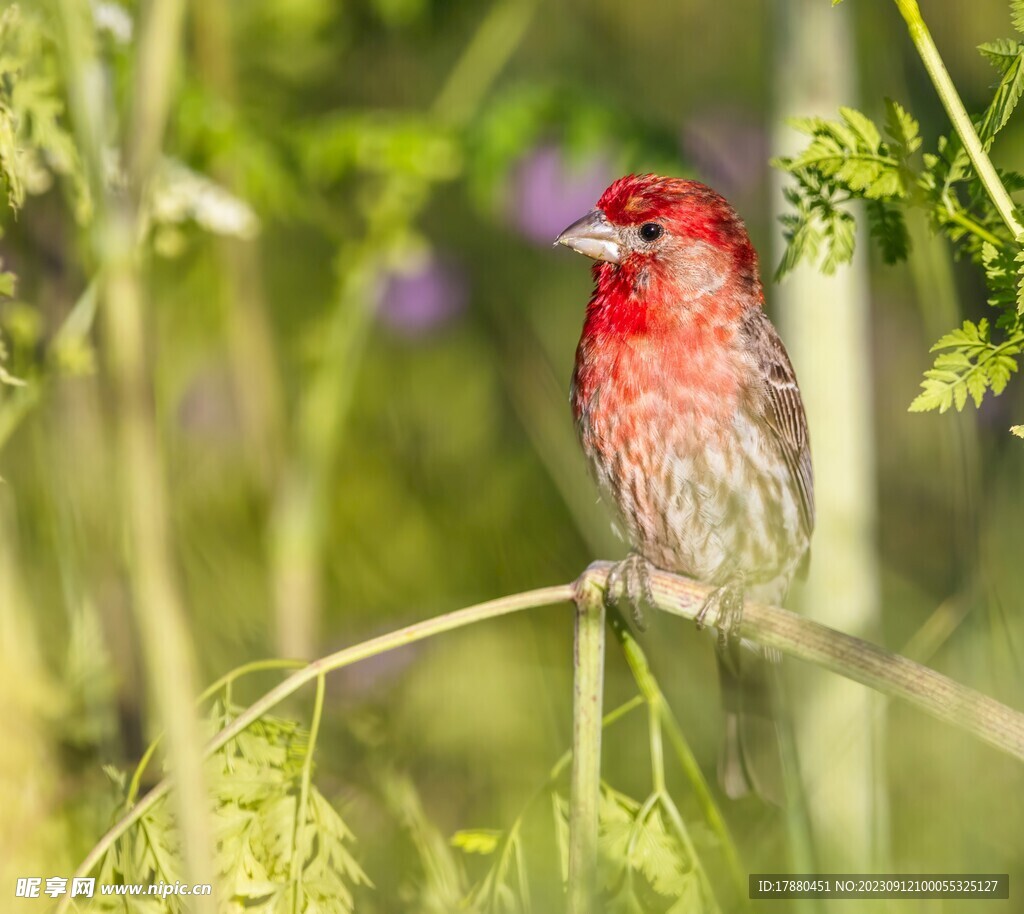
[743, 308, 815, 538]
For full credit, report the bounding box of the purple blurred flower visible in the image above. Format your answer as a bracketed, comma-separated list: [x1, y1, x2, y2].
[508, 143, 613, 244]
[378, 256, 467, 338]
[680, 110, 768, 201]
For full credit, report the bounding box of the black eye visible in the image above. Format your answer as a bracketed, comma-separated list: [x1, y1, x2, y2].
[639, 222, 663, 242]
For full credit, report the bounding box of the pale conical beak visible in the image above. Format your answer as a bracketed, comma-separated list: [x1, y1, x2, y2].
[554, 209, 622, 265]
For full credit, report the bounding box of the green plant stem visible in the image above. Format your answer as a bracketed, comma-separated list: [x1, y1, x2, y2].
[56, 0, 216, 905]
[893, 0, 1024, 239]
[658, 790, 717, 907]
[291, 673, 325, 913]
[191, 0, 286, 493]
[648, 703, 666, 794]
[549, 696, 646, 782]
[128, 0, 185, 187]
[432, 0, 539, 126]
[641, 702, 718, 908]
[567, 577, 606, 914]
[944, 206, 1008, 249]
[55, 584, 574, 913]
[606, 604, 745, 897]
[104, 219, 217, 911]
[104, 211, 218, 912]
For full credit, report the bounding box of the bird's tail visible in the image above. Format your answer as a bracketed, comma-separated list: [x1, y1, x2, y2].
[716, 646, 786, 805]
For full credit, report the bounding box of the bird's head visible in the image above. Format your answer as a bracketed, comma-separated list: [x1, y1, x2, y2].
[555, 174, 761, 323]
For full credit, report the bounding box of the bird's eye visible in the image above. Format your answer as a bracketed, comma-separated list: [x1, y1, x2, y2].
[639, 222, 663, 242]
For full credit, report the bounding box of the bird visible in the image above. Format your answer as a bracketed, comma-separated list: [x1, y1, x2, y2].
[555, 174, 814, 803]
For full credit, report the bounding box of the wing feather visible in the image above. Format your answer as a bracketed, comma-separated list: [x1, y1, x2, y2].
[743, 309, 815, 537]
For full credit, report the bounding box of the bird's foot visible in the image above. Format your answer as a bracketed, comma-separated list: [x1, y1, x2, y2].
[605, 551, 656, 631]
[694, 578, 746, 675]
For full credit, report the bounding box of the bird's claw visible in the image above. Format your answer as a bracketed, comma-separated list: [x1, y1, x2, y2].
[695, 579, 746, 676]
[605, 552, 655, 631]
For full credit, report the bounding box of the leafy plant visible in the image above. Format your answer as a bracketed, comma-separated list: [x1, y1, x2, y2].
[775, 0, 1024, 423]
[90, 703, 370, 914]
[553, 788, 710, 914]
[0, 3, 88, 218]
[908, 318, 1024, 413]
[451, 678, 728, 914]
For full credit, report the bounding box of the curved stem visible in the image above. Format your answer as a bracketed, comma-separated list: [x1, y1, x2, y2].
[291, 673, 325, 913]
[55, 584, 574, 914]
[894, 0, 1024, 239]
[625, 793, 661, 858]
[657, 791, 716, 907]
[943, 205, 1008, 250]
[648, 704, 666, 794]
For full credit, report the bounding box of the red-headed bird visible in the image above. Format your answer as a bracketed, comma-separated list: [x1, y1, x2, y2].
[556, 175, 814, 802]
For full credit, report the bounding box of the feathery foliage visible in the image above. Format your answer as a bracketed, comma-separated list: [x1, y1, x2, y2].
[452, 787, 714, 914]
[448, 692, 726, 914]
[907, 318, 1024, 413]
[773, 100, 918, 280]
[775, 4, 1024, 424]
[0, 3, 87, 218]
[89, 704, 370, 913]
[555, 788, 712, 914]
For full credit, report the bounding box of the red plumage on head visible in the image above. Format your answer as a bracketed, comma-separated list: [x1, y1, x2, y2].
[578, 174, 762, 345]
[597, 174, 755, 263]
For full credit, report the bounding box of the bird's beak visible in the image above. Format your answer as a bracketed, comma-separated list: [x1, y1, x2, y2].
[554, 209, 622, 265]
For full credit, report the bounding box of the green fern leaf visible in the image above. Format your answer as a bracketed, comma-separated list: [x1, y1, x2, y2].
[821, 207, 856, 273]
[977, 40, 1024, 144]
[979, 38, 1023, 72]
[883, 97, 922, 156]
[840, 106, 882, 151]
[911, 319, 1024, 412]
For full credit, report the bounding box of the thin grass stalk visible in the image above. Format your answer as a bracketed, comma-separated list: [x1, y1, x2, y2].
[55, 0, 216, 905]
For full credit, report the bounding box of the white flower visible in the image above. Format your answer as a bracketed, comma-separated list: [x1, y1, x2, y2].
[91, 0, 132, 43]
[150, 161, 260, 240]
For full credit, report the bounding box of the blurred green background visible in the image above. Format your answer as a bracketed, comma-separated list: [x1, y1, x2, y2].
[1, 0, 1023, 911]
